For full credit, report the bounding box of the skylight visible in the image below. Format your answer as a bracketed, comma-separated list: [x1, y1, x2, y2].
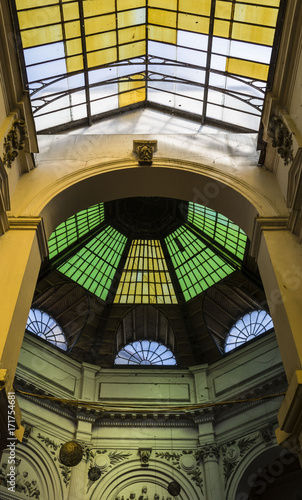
[12, 0, 283, 132]
[47, 198, 246, 303]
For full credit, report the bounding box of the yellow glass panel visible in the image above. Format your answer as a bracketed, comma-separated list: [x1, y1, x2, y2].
[119, 40, 146, 59]
[117, 0, 145, 8]
[18, 6, 60, 30]
[215, 1, 233, 19]
[87, 47, 117, 67]
[66, 38, 82, 56]
[148, 25, 176, 44]
[226, 58, 269, 80]
[179, 0, 211, 16]
[232, 23, 275, 45]
[83, 0, 115, 17]
[234, 4, 278, 27]
[85, 14, 116, 35]
[118, 25, 145, 45]
[21, 25, 62, 48]
[239, 0, 280, 7]
[178, 13, 210, 35]
[64, 21, 81, 39]
[86, 32, 116, 51]
[117, 8, 145, 29]
[16, 0, 55, 9]
[149, 0, 177, 9]
[119, 79, 146, 107]
[63, 2, 79, 22]
[213, 19, 230, 38]
[66, 55, 83, 72]
[148, 8, 177, 28]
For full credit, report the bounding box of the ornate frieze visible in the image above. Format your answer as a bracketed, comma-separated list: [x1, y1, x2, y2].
[133, 140, 157, 165]
[0, 458, 40, 498]
[268, 115, 294, 166]
[2, 119, 27, 168]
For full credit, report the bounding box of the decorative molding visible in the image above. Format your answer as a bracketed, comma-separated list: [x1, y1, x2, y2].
[287, 148, 302, 242]
[2, 119, 27, 169]
[250, 216, 289, 259]
[138, 448, 152, 467]
[133, 140, 157, 165]
[221, 433, 259, 484]
[36, 433, 71, 488]
[268, 115, 294, 166]
[7, 216, 48, 261]
[155, 450, 203, 492]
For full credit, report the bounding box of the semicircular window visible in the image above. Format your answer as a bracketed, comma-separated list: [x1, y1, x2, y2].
[115, 340, 176, 366]
[224, 310, 274, 353]
[26, 308, 68, 351]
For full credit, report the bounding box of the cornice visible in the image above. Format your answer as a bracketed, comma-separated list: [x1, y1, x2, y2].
[250, 215, 289, 258]
[7, 215, 48, 260]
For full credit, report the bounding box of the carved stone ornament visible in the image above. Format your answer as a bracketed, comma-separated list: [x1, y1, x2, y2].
[199, 443, 219, 462]
[138, 448, 152, 467]
[268, 115, 294, 166]
[221, 434, 259, 484]
[133, 140, 157, 165]
[2, 119, 27, 168]
[155, 450, 203, 493]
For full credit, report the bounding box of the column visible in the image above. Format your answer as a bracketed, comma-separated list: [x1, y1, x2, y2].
[67, 420, 92, 500]
[199, 444, 225, 500]
[255, 224, 302, 463]
[0, 218, 46, 444]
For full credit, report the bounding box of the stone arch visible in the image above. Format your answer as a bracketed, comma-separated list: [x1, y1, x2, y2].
[89, 458, 202, 500]
[12, 159, 286, 240]
[0, 435, 63, 499]
[226, 442, 298, 500]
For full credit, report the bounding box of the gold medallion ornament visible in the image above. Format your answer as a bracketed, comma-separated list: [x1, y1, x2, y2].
[59, 441, 83, 467]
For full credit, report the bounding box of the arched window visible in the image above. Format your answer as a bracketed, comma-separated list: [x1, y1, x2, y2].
[115, 340, 176, 366]
[26, 308, 68, 351]
[224, 310, 274, 353]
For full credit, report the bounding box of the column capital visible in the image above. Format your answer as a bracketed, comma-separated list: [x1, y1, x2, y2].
[198, 443, 219, 462]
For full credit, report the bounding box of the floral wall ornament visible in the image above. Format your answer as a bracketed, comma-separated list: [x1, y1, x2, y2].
[268, 115, 294, 166]
[221, 434, 259, 484]
[2, 119, 27, 168]
[155, 450, 203, 493]
[133, 140, 157, 165]
[37, 433, 71, 487]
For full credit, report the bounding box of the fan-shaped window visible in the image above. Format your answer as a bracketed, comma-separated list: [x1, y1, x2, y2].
[224, 310, 274, 353]
[26, 308, 68, 351]
[115, 340, 176, 366]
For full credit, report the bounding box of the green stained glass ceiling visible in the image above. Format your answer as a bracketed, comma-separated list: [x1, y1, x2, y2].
[12, 0, 284, 132]
[47, 198, 247, 303]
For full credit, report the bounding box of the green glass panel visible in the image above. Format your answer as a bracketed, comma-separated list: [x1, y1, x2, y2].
[165, 226, 235, 301]
[58, 225, 127, 301]
[48, 202, 105, 259]
[187, 202, 247, 261]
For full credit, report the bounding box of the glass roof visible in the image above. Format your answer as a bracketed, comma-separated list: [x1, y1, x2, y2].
[47, 199, 247, 303]
[12, 0, 283, 132]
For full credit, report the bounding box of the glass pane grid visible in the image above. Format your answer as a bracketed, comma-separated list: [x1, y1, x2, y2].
[13, 0, 282, 131]
[58, 225, 127, 301]
[115, 339, 177, 366]
[26, 308, 68, 351]
[224, 310, 274, 352]
[114, 239, 178, 304]
[187, 202, 247, 261]
[165, 226, 235, 301]
[48, 202, 105, 259]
